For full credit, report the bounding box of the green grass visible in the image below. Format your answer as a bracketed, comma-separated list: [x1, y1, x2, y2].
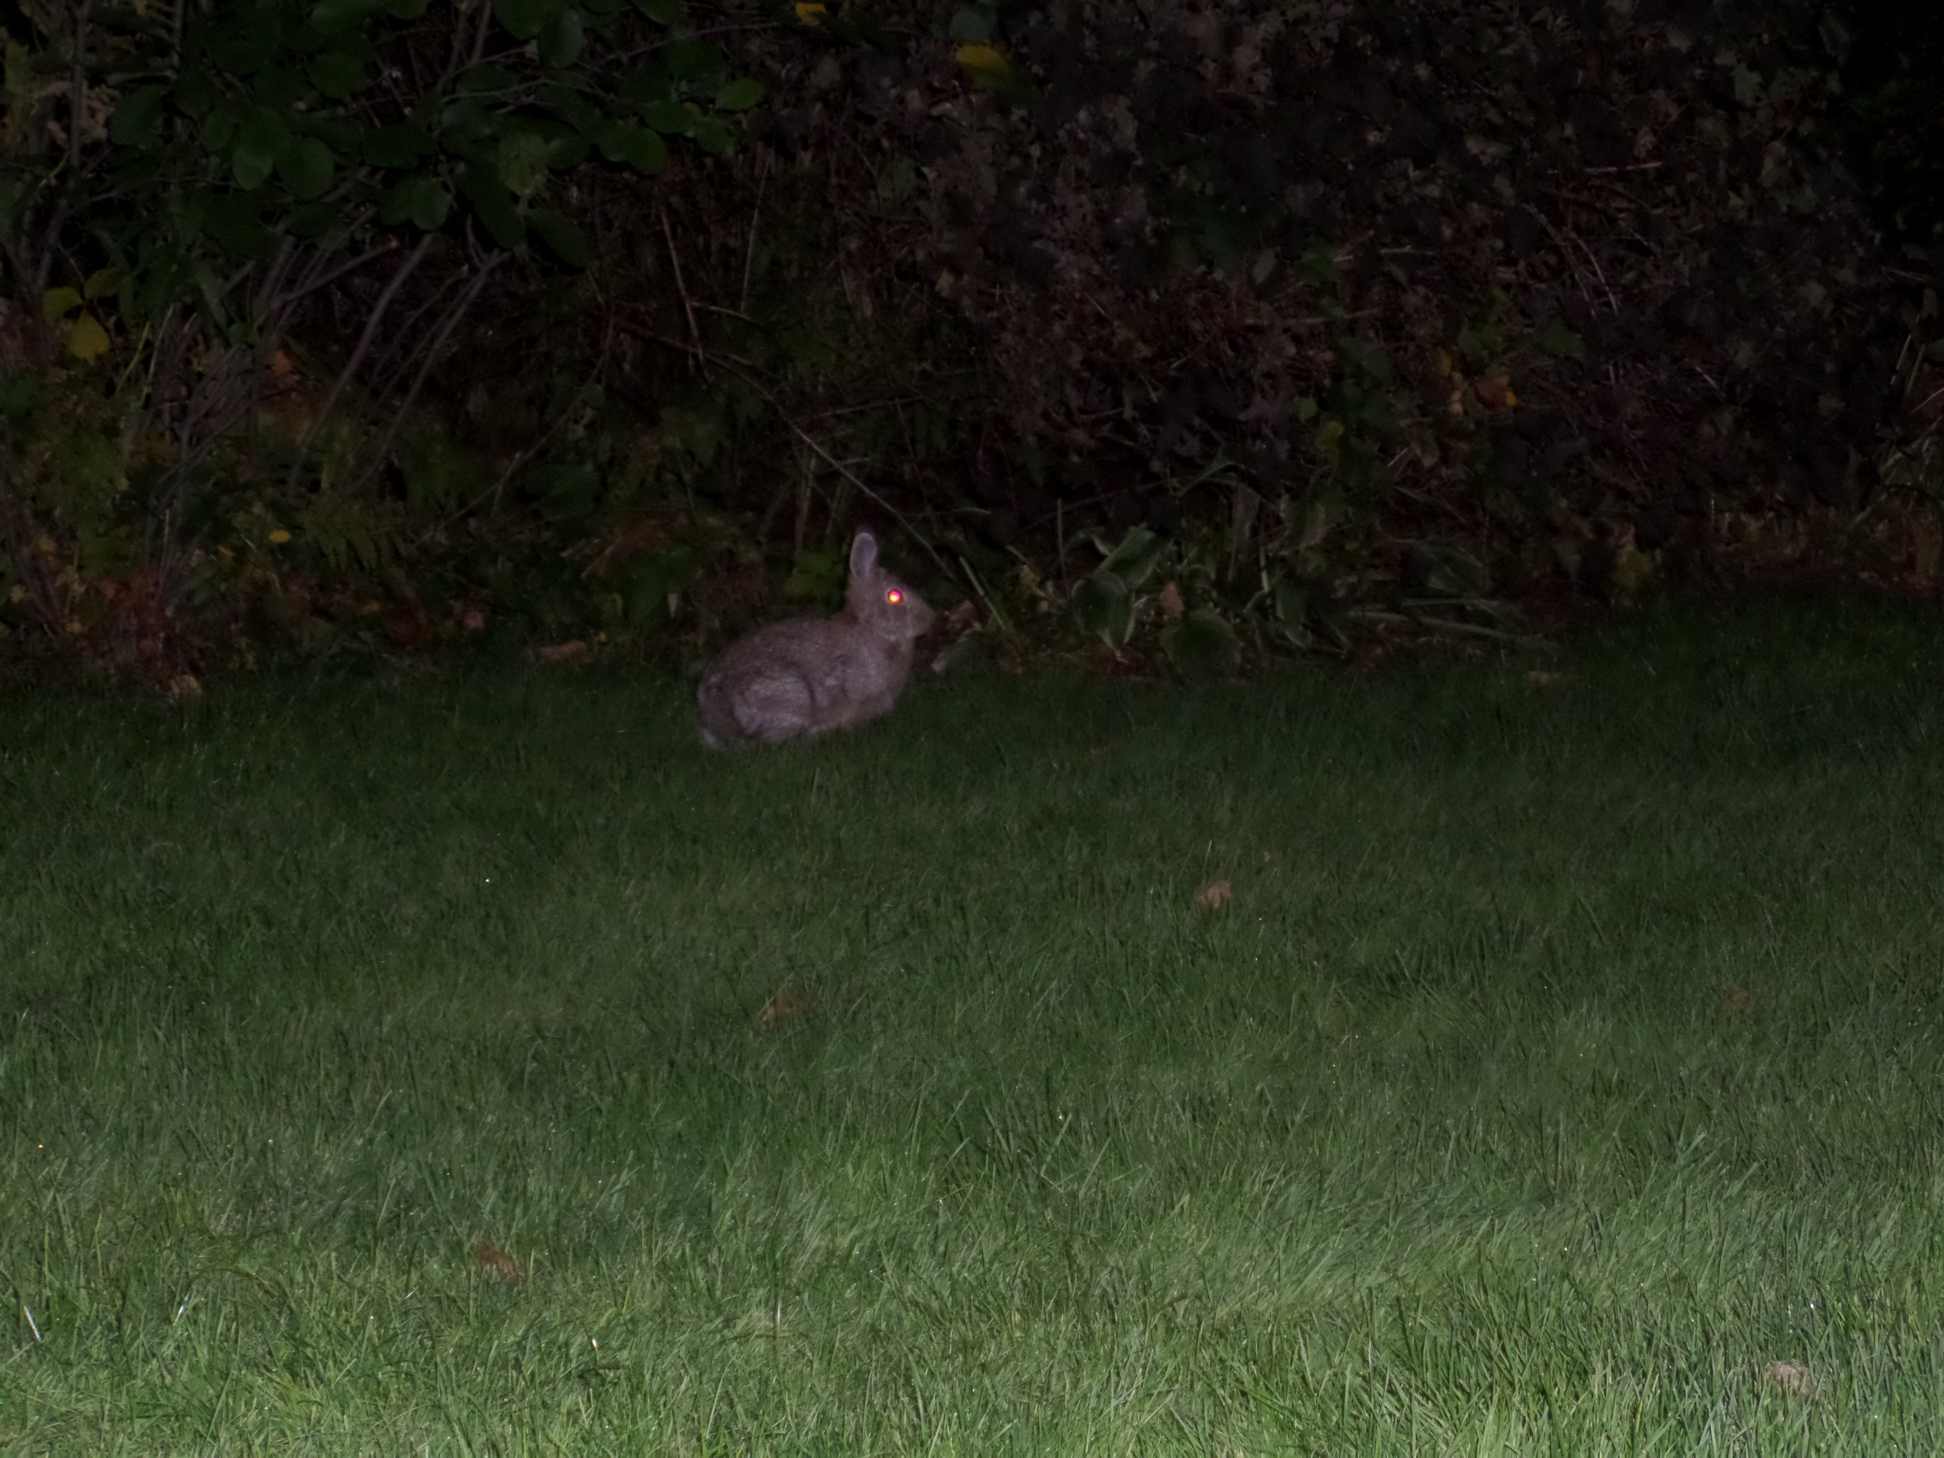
[4, 592, 1944, 1455]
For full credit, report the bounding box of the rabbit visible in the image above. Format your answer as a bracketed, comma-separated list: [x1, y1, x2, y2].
[697, 528, 936, 748]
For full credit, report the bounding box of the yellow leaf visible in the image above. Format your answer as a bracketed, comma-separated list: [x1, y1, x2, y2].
[1194, 879, 1233, 912]
[956, 43, 1011, 77]
[793, 2, 826, 24]
[268, 528, 292, 545]
[41, 286, 82, 323]
[66, 312, 111, 362]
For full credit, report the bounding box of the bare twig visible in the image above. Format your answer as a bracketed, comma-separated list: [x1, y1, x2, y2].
[631, 317, 951, 579]
[659, 203, 706, 372]
[624, 325, 761, 372]
[355, 250, 508, 503]
[740, 148, 768, 316]
[445, 264, 615, 522]
[713, 359, 952, 583]
[284, 233, 435, 494]
[276, 233, 396, 310]
[368, 270, 470, 402]
[438, 0, 496, 90]
[29, 0, 96, 294]
[1522, 203, 1615, 315]
[66, 0, 90, 177]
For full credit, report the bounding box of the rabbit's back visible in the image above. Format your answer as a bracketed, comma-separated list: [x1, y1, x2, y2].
[696, 529, 934, 748]
[697, 615, 918, 747]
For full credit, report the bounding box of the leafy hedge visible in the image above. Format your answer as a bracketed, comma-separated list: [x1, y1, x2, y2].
[1, 0, 1939, 685]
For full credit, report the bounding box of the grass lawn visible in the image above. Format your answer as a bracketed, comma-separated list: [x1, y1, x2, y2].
[4, 592, 1943, 1455]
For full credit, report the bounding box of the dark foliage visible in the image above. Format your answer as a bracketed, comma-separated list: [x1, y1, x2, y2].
[1, 0, 1938, 682]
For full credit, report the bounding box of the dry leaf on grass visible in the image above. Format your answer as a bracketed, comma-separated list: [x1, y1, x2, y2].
[1157, 581, 1186, 621]
[1761, 1360, 1816, 1399]
[1194, 879, 1233, 912]
[757, 986, 817, 1028]
[472, 1237, 525, 1284]
[533, 640, 590, 666]
[1719, 983, 1756, 1015]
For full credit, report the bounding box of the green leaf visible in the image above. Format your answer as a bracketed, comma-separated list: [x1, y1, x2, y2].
[109, 86, 169, 148]
[496, 131, 553, 198]
[713, 77, 764, 111]
[459, 166, 525, 249]
[782, 548, 844, 603]
[440, 98, 496, 149]
[529, 208, 590, 269]
[528, 116, 591, 167]
[1273, 577, 1308, 626]
[493, 0, 559, 42]
[948, 7, 992, 42]
[277, 137, 336, 199]
[529, 461, 600, 519]
[0, 371, 41, 421]
[205, 192, 272, 257]
[455, 62, 521, 94]
[641, 99, 696, 135]
[1096, 525, 1163, 587]
[380, 176, 450, 230]
[254, 66, 309, 109]
[1071, 572, 1134, 650]
[1537, 317, 1586, 360]
[309, 48, 368, 99]
[689, 115, 735, 155]
[83, 268, 119, 301]
[621, 547, 695, 627]
[1161, 609, 1240, 679]
[382, 0, 428, 17]
[598, 122, 667, 173]
[538, 6, 585, 65]
[1340, 336, 1394, 384]
[363, 123, 435, 168]
[173, 66, 217, 117]
[202, 108, 240, 151]
[631, 0, 682, 21]
[232, 110, 291, 191]
[206, 22, 279, 75]
[538, 81, 603, 135]
[288, 202, 339, 238]
[663, 38, 726, 84]
[310, 0, 378, 35]
[621, 62, 675, 106]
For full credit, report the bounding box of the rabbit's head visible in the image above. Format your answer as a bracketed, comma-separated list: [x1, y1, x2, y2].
[845, 530, 935, 643]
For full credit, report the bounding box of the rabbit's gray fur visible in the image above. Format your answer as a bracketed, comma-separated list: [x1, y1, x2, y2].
[697, 529, 936, 748]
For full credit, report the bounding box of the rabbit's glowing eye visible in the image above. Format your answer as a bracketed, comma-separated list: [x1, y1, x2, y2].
[885, 588, 904, 606]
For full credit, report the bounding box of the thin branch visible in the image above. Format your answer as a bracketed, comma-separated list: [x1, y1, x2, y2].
[740, 147, 768, 316]
[713, 358, 953, 583]
[66, 0, 90, 178]
[276, 231, 395, 310]
[356, 251, 507, 504]
[368, 270, 470, 402]
[284, 233, 435, 494]
[462, 306, 614, 526]
[625, 324, 761, 372]
[659, 203, 706, 372]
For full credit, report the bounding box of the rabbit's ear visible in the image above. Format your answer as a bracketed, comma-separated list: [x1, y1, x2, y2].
[849, 530, 879, 578]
